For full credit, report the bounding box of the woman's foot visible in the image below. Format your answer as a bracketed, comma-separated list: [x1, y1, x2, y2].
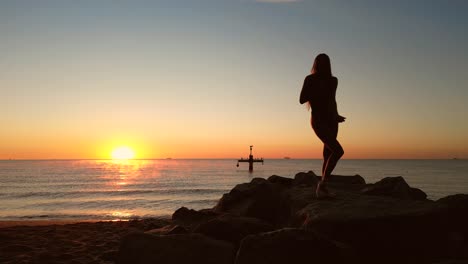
[316, 181, 336, 199]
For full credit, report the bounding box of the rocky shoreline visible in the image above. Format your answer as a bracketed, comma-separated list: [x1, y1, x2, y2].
[118, 171, 468, 264]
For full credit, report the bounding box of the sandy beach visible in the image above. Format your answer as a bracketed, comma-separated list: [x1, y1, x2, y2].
[0, 218, 171, 264]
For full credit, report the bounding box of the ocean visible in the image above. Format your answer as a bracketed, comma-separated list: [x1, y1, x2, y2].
[1, 159, 467, 221]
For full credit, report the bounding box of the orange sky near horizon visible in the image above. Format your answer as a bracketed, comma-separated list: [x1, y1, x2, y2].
[1, 128, 466, 159]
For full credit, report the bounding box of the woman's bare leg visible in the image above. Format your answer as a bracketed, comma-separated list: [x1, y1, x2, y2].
[317, 139, 344, 198]
[313, 121, 343, 198]
[322, 146, 332, 177]
[322, 139, 344, 181]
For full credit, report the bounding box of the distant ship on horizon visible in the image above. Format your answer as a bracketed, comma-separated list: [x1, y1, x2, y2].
[284, 157, 291, 160]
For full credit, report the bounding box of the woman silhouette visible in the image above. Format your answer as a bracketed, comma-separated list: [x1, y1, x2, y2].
[300, 53, 345, 198]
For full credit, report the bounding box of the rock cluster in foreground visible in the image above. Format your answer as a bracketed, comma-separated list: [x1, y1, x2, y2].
[117, 172, 468, 264]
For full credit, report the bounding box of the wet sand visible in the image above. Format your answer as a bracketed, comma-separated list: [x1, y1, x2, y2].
[0, 218, 171, 264]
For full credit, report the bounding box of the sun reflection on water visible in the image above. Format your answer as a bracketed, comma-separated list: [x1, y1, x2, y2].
[110, 211, 133, 221]
[95, 159, 150, 189]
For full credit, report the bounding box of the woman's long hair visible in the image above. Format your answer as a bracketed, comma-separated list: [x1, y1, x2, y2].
[307, 53, 333, 110]
[311, 53, 332, 76]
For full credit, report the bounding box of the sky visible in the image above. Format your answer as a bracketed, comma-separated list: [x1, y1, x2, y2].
[1, 0, 468, 159]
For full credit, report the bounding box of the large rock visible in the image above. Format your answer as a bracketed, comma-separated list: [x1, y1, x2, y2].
[326, 174, 366, 184]
[293, 171, 366, 192]
[437, 194, 468, 212]
[293, 171, 365, 186]
[172, 207, 220, 228]
[296, 192, 448, 262]
[117, 232, 235, 264]
[267, 175, 293, 186]
[362, 176, 427, 200]
[213, 178, 283, 224]
[292, 171, 318, 186]
[193, 214, 274, 246]
[437, 194, 468, 228]
[235, 228, 345, 264]
[437, 194, 468, 258]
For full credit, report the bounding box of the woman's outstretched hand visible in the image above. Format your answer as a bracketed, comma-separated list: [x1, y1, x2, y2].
[337, 115, 346, 123]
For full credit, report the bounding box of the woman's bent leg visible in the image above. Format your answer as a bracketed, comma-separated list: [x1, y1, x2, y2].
[316, 140, 343, 198]
[322, 145, 332, 177]
[313, 121, 344, 197]
[322, 139, 344, 181]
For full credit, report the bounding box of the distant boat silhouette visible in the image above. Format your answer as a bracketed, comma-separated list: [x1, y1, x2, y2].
[284, 157, 291, 160]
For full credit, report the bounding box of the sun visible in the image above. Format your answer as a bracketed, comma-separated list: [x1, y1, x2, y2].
[111, 146, 135, 160]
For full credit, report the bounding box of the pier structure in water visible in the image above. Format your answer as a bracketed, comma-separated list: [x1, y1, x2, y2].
[237, 145, 264, 172]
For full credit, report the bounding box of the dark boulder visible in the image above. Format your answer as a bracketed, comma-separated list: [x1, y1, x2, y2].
[437, 194, 468, 212]
[235, 228, 345, 264]
[437, 194, 468, 227]
[316, 174, 367, 193]
[326, 174, 366, 184]
[172, 207, 220, 228]
[362, 176, 427, 200]
[292, 171, 317, 186]
[437, 194, 468, 258]
[267, 175, 293, 186]
[213, 178, 283, 224]
[193, 214, 274, 246]
[293, 172, 365, 186]
[296, 192, 447, 262]
[409, 187, 428, 200]
[117, 232, 235, 264]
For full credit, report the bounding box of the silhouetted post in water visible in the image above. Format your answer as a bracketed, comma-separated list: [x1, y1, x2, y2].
[237, 145, 264, 172]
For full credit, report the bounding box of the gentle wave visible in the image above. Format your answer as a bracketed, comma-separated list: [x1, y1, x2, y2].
[14, 198, 219, 208]
[0, 213, 172, 221]
[1, 188, 228, 199]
